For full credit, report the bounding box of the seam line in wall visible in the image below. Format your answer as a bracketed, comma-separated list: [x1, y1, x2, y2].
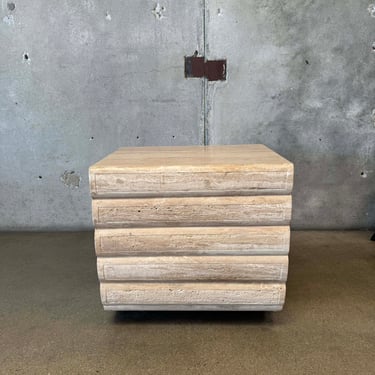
[203, 0, 208, 145]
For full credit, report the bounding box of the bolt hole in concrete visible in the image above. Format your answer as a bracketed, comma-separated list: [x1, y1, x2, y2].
[136, 136, 139, 139]
[38, 176, 42, 179]
[361, 171, 367, 178]
[90, 136, 94, 140]
[305, 60, 309, 65]
[23, 53, 29, 61]
[152, 3, 166, 19]
[3, 14, 14, 25]
[368, 4, 375, 17]
[172, 135, 175, 139]
[60, 171, 81, 189]
[7, 2, 15, 11]
[372, 42, 375, 51]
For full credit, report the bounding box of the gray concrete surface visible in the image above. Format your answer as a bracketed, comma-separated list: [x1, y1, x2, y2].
[0, 231, 374, 374]
[206, 0, 375, 229]
[0, 1, 374, 230]
[0, 0, 204, 230]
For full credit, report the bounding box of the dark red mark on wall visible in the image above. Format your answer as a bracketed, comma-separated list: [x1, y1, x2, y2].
[185, 55, 226, 81]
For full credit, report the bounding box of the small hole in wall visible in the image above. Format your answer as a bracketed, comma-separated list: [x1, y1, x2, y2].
[38, 176, 42, 179]
[24, 53, 29, 61]
[137, 210, 141, 213]
[194, 50, 199, 56]
[136, 136, 139, 139]
[90, 136, 94, 140]
[319, 138, 322, 141]
[305, 60, 309, 65]
[361, 172, 364, 176]
[172, 135, 175, 139]
[7, 2, 15, 11]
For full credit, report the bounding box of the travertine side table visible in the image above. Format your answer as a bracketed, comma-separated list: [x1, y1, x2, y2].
[89, 144, 293, 311]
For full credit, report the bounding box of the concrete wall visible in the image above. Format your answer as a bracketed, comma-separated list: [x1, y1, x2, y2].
[0, 0, 374, 230]
[205, 0, 375, 229]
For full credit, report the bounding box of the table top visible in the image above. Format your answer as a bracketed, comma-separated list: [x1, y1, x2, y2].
[90, 144, 293, 173]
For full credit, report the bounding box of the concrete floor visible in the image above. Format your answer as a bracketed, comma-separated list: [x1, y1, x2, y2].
[0, 231, 374, 374]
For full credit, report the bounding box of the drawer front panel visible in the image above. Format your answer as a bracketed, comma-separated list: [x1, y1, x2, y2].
[97, 256, 288, 282]
[90, 170, 293, 197]
[100, 282, 286, 307]
[95, 226, 290, 256]
[92, 196, 292, 228]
